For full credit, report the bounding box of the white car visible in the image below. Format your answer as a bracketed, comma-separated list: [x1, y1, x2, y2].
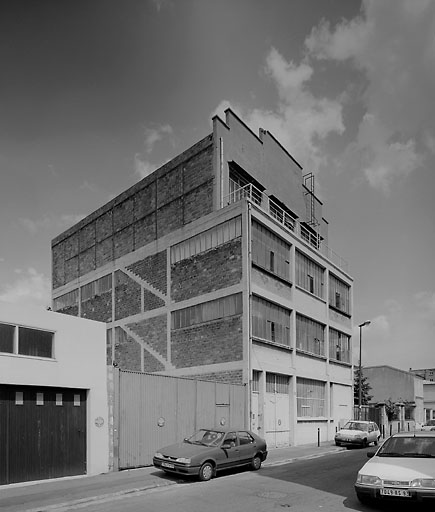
[421, 419, 435, 431]
[355, 431, 435, 504]
[334, 420, 380, 448]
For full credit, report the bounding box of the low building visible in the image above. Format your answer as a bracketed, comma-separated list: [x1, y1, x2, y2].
[0, 303, 108, 485]
[410, 367, 435, 382]
[364, 365, 425, 429]
[51, 109, 354, 448]
[423, 381, 435, 422]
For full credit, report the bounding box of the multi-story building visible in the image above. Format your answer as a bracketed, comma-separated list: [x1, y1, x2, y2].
[410, 368, 435, 382]
[51, 109, 354, 447]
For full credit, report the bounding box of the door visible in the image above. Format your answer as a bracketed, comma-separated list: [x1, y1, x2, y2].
[0, 385, 87, 485]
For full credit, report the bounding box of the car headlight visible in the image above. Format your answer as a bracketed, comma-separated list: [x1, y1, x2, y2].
[154, 452, 163, 459]
[176, 457, 191, 464]
[357, 474, 382, 486]
[411, 479, 435, 488]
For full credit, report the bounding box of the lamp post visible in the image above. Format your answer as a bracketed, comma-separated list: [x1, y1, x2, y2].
[358, 321, 371, 420]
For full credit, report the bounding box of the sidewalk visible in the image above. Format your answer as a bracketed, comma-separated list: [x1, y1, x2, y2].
[0, 442, 345, 512]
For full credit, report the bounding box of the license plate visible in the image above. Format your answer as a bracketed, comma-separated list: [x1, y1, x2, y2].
[380, 488, 410, 497]
[161, 462, 174, 469]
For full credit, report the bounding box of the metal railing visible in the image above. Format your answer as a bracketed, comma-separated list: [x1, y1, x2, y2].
[224, 181, 349, 273]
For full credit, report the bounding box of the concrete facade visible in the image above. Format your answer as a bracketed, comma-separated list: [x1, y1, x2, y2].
[0, 303, 109, 478]
[364, 365, 425, 426]
[51, 109, 354, 448]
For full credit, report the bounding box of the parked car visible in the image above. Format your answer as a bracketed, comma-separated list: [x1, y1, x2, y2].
[421, 419, 435, 431]
[355, 431, 435, 504]
[153, 427, 268, 481]
[334, 420, 380, 448]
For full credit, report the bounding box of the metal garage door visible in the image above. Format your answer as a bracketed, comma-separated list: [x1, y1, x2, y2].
[0, 385, 87, 485]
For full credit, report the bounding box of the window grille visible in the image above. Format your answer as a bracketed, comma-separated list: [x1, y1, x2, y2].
[266, 373, 290, 394]
[252, 296, 291, 346]
[172, 293, 242, 329]
[296, 314, 325, 356]
[329, 274, 350, 315]
[53, 289, 79, 311]
[81, 274, 112, 302]
[171, 217, 242, 263]
[329, 328, 350, 363]
[252, 370, 261, 392]
[252, 221, 291, 281]
[297, 378, 325, 417]
[295, 250, 324, 298]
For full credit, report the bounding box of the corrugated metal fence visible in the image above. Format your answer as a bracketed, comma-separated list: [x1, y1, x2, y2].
[115, 370, 247, 469]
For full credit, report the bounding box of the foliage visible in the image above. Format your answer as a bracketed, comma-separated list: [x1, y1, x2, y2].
[353, 368, 373, 405]
[385, 399, 399, 421]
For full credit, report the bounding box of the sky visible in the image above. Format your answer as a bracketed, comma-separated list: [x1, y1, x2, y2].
[1, 0, 434, 372]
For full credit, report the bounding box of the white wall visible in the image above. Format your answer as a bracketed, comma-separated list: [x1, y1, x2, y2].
[0, 303, 109, 476]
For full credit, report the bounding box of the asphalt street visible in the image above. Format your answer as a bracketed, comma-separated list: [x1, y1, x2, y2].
[22, 447, 429, 512]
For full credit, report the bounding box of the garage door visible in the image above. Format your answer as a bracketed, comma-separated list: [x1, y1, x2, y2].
[0, 385, 86, 485]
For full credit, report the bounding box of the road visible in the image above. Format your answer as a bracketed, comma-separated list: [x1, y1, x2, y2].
[53, 448, 430, 512]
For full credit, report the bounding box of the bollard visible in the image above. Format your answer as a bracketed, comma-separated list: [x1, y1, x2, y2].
[408, 422, 410, 431]
[398, 423, 400, 433]
[317, 428, 320, 447]
[382, 424, 385, 438]
[389, 424, 392, 436]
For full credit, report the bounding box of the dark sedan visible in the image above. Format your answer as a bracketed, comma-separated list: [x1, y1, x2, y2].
[153, 427, 268, 481]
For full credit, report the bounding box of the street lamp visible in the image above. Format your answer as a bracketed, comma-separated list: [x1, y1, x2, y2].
[358, 321, 371, 419]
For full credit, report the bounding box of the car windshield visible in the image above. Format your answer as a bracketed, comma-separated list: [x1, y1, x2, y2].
[185, 429, 225, 447]
[378, 437, 435, 458]
[343, 422, 368, 431]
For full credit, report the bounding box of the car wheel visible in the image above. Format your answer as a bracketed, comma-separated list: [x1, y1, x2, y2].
[362, 438, 368, 448]
[335, 441, 341, 446]
[199, 462, 214, 481]
[251, 454, 262, 471]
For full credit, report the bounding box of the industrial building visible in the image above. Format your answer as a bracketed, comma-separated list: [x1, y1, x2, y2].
[51, 109, 354, 447]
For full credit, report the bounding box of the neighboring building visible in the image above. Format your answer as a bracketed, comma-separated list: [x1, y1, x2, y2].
[423, 381, 435, 422]
[0, 303, 108, 485]
[410, 367, 435, 382]
[364, 365, 425, 426]
[51, 109, 354, 447]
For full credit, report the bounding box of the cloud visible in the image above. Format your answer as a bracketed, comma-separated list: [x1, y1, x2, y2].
[306, 0, 435, 193]
[213, 47, 344, 175]
[134, 124, 173, 179]
[0, 267, 51, 308]
[19, 213, 85, 235]
[413, 291, 435, 321]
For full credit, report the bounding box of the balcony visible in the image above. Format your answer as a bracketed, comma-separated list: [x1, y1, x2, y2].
[224, 181, 349, 273]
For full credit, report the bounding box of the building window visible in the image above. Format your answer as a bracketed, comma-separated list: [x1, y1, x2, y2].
[252, 296, 291, 347]
[329, 274, 350, 315]
[53, 289, 79, 311]
[252, 370, 261, 393]
[229, 164, 263, 205]
[56, 393, 63, 406]
[171, 217, 242, 263]
[0, 322, 15, 353]
[36, 393, 44, 406]
[297, 378, 325, 417]
[172, 293, 242, 329]
[18, 327, 53, 358]
[266, 373, 290, 394]
[81, 274, 112, 302]
[296, 314, 325, 356]
[15, 391, 24, 405]
[252, 221, 291, 281]
[295, 250, 324, 298]
[329, 328, 350, 363]
[1, 323, 54, 359]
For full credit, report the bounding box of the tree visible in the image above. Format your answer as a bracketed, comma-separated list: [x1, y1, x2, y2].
[353, 368, 373, 405]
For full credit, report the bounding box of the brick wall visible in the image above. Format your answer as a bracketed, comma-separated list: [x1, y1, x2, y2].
[171, 238, 242, 302]
[127, 315, 167, 359]
[187, 369, 243, 385]
[127, 250, 167, 295]
[171, 316, 243, 369]
[52, 134, 214, 290]
[81, 291, 112, 322]
[114, 270, 141, 320]
[114, 328, 141, 372]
